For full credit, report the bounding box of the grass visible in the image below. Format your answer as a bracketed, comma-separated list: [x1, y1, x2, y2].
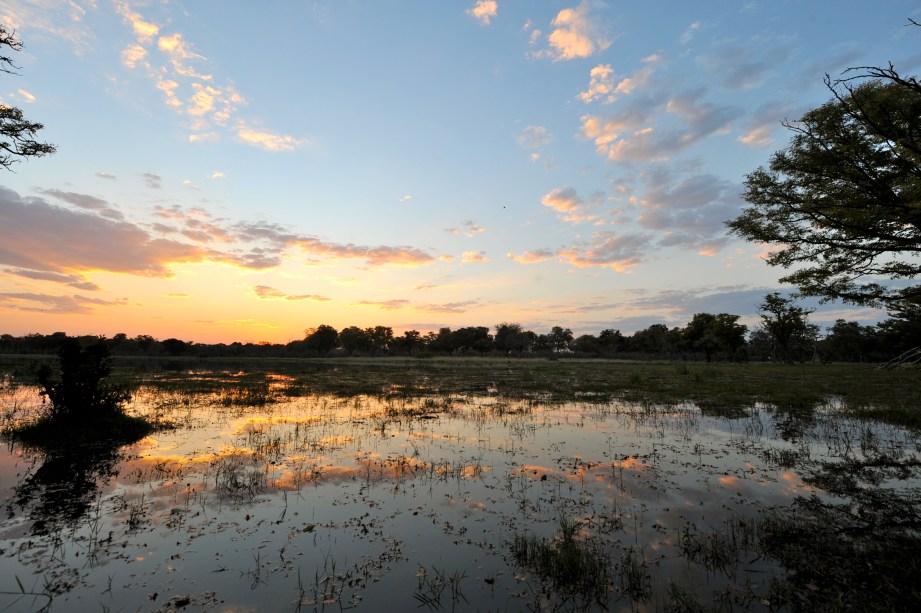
[3, 356, 921, 609]
[27, 357, 909, 432]
[511, 516, 611, 606]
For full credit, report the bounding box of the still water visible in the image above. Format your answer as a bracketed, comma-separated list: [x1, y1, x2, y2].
[1, 370, 917, 611]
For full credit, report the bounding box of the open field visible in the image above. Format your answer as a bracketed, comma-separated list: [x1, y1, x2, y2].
[2, 358, 920, 611]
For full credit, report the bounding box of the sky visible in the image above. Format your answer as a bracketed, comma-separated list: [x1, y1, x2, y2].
[1, 1, 919, 344]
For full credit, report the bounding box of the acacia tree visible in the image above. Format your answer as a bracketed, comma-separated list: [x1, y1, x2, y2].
[1, 25, 55, 170]
[759, 293, 814, 363]
[727, 38, 921, 310]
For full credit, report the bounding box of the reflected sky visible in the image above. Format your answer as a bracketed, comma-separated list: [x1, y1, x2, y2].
[1, 376, 919, 611]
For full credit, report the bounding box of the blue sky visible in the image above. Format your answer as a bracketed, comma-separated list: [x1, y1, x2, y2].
[1, 1, 919, 343]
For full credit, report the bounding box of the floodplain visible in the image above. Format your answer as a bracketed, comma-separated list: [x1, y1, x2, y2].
[1, 358, 920, 611]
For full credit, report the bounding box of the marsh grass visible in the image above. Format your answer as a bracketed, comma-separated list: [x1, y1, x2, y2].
[116, 358, 921, 429]
[3, 357, 921, 610]
[511, 516, 611, 606]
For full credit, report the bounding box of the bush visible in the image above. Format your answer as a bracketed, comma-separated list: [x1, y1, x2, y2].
[35, 337, 130, 420]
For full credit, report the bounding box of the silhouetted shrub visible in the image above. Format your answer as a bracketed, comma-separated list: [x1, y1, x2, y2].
[35, 337, 130, 420]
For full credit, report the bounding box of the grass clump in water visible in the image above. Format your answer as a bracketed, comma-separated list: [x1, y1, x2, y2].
[511, 516, 611, 606]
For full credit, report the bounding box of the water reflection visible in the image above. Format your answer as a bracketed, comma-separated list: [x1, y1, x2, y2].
[9, 441, 122, 535]
[0, 368, 918, 611]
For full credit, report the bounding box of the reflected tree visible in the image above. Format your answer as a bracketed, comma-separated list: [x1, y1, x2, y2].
[9, 443, 122, 535]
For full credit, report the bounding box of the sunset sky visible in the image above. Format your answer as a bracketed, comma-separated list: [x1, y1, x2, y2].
[1, 1, 919, 344]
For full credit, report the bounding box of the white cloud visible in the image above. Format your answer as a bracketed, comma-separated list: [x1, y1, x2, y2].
[534, 1, 612, 61]
[235, 125, 305, 152]
[467, 1, 497, 26]
[680, 20, 701, 45]
[461, 250, 489, 263]
[580, 56, 660, 104]
[114, 3, 304, 152]
[516, 125, 552, 149]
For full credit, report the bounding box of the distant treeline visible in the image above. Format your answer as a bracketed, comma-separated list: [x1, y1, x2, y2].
[3, 309, 919, 363]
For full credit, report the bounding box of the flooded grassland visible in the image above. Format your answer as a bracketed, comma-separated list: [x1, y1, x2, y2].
[1, 359, 920, 611]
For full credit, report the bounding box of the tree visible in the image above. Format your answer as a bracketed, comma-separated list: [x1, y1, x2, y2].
[758, 293, 813, 363]
[727, 46, 921, 309]
[598, 329, 625, 355]
[820, 319, 877, 362]
[338, 326, 369, 354]
[1, 25, 56, 170]
[35, 337, 130, 419]
[365, 326, 393, 355]
[304, 324, 339, 355]
[495, 322, 530, 355]
[572, 334, 600, 356]
[547, 326, 573, 354]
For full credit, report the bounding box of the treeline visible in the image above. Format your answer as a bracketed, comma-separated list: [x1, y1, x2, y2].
[3, 302, 919, 363]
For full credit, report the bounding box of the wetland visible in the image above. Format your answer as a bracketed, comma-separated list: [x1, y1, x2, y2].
[1, 358, 920, 611]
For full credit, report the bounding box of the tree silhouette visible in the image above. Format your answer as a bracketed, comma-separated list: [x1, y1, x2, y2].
[1, 25, 56, 170]
[728, 25, 921, 310]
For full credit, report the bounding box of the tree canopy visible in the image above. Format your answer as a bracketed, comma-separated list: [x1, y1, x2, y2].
[727, 52, 921, 310]
[1, 25, 56, 170]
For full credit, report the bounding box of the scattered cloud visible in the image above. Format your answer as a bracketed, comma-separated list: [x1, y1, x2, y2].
[35, 188, 124, 220]
[356, 299, 411, 311]
[356, 298, 482, 314]
[3, 268, 101, 291]
[542, 186, 582, 213]
[0, 186, 438, 285]
[579, 56, 659, 104]
[467, 1, 497, 26]
[634, 170, 741, 253]
[461, 250, 489, 263]
[517, 125, 552, 149]
[114, 2, 304, 151]
[142, 172, 162, 189]
[681, 20, 701, 45]
[235, 126, 305, 152]
[533, 1, 612, 61]
[581, 87, 742, 162]
[16, 89, 35, 103]
[251, 285, 331, 302]
[506, 249, 556, 264]
[0, 186, 210, 276]
[0, 292, 128, 315]
[446, 220, 486, 237]
[556, 231, 649, 272]
[400, 195, 413, 204]
[209, 171, 225, 179]
[696, 36, 796, 90]
[541, 186, 604, 224]
[96, 171, 116, 180]
[737, 101, 794, 148]
[417, 300, 480, 314]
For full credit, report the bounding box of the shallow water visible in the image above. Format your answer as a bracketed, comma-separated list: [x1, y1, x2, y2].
[1, 373, 918, 611]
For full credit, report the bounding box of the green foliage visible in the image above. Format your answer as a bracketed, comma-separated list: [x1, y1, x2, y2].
[727, 65, 921, 307]
[1, 25, 56, 170]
